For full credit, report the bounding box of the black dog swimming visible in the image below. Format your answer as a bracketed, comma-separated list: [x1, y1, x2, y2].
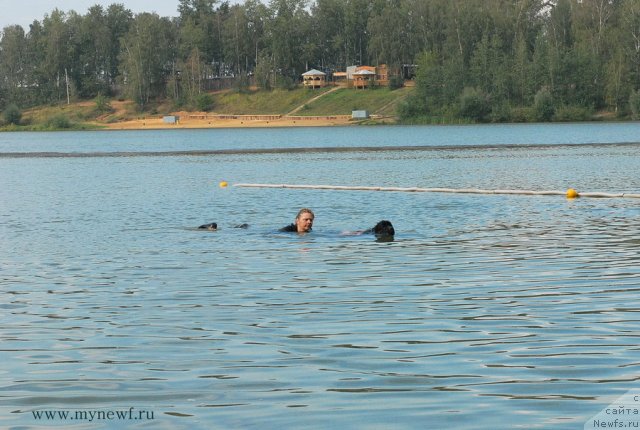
[197, 223, 249, 231]
[342, 220, 395, 240]
[368, 220, 395, 239]
[198, 222, 218, 231]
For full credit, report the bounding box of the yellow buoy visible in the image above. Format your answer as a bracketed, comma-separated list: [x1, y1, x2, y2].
[566, 188, 579, 199]
[219, 181, 228, 188]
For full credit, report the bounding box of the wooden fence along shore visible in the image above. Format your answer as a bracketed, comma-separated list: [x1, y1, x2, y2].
[187, 114, 354, 121]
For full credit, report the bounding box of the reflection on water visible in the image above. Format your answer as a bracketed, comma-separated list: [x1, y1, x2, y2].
[1, 126, 640, 429]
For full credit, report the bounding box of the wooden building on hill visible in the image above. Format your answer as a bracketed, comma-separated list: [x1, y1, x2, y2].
[376, 64, 389, 86]
[353, 68, 376, 89]
[301, 69, 327, 88]
[356, 65, 376, 75]
[332, 71, 348, 86]
[302, 64, 404, 89]
[344, 65, 388, 88]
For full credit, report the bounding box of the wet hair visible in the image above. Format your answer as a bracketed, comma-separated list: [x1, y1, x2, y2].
[372, 220, 394, 237]
[296, 208, 315, 219]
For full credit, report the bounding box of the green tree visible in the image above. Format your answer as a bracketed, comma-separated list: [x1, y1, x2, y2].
[343, 0, 372, 66]
[222, 5, 251, 75]
[459, 86, 491, 121]
[254, 53, 274, 90]
[629, 89, 640, 119]
[119, 13, 176, 108]
[244, 0, 269, 71]
[531, 32, 551, 97]
[94, 94, 113, 114]
[620, 0, 640, 98]
[407, 0, 449, 56]
[3, 103, 22, 125]
[267, 0, 311, 81]
[0, 25, 28, 107]
[534, 87, 555, 121]
[68, 4, 131, 99]
[195, 92, 215, 111]
[367, 0, 411, 69]
[105, 4, 133, 89]
[178, 0, 219, 62]
[37, 9, 73, 103]
[67, 6, 113, 98]
[604, 49, 629, 114]
[310, 0, 346, 70]
[179, 48, 205, 104]
[408, 51, 442, 114]
[512, 36, 534, 106]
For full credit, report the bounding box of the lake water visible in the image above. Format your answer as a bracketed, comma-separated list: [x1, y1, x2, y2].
[1, 123, 640, 429]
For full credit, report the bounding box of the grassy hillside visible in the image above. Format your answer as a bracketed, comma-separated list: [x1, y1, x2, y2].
[211, 85, 411, 116]
[1, 85, 414, 131]
[212, 87, 335, 115]
[293, 86, 412, 116]
[13, 102, 105, 131]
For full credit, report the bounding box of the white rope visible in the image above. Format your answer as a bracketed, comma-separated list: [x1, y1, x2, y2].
[233, 183, 640, 199]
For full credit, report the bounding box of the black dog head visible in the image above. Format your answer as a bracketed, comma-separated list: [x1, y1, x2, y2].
[198, 222, 218, 231]
[373, 220, 394, 237]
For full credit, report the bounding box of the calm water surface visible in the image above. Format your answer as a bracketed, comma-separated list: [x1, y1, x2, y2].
[1, 124, 640, 429]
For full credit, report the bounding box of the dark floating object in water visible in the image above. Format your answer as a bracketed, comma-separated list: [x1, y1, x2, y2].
[198, 222, 218, 231]
[371, 220, 394, 237]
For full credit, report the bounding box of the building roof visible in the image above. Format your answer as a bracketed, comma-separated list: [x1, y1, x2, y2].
[302, 69, 326, 76]
[356, 65, 376, 72]
[353, 69, 375, 75]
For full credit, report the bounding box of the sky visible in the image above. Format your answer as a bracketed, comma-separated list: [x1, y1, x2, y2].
[0, 0, 236, 31]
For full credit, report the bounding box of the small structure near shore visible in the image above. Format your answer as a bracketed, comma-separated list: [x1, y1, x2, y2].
[352, 110, 369, 119]
[163, 115, 180, 124]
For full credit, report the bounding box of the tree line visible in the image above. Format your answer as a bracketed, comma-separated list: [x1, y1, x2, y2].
[2, 0, 640, 122]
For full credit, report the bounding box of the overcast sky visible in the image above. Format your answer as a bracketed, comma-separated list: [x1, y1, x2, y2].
[0, 1, 240, 31]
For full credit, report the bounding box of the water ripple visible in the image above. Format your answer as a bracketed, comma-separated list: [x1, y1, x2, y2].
[2, 129, 640, 429]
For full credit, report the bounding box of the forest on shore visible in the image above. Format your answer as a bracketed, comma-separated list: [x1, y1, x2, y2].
[3, 0, 640, 126]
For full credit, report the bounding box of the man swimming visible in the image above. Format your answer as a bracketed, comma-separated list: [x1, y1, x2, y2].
[280, 208, 314, 233]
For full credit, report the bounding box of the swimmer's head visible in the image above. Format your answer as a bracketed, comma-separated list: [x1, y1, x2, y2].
[295, 208, 314, 233]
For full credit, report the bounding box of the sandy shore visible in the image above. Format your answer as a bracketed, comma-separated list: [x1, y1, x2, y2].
[100, 113, 361, 130]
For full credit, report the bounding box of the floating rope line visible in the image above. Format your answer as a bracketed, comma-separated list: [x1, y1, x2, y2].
[233, 183, 640, 199]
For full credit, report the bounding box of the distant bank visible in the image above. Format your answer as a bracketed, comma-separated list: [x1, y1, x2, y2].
[2, 86, 409, 132]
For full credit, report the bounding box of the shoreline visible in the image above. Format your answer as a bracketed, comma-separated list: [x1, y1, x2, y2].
[98, 113, 368, 130]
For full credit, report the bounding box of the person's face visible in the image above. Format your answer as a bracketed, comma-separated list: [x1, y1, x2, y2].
[295, 212, 314, 233]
